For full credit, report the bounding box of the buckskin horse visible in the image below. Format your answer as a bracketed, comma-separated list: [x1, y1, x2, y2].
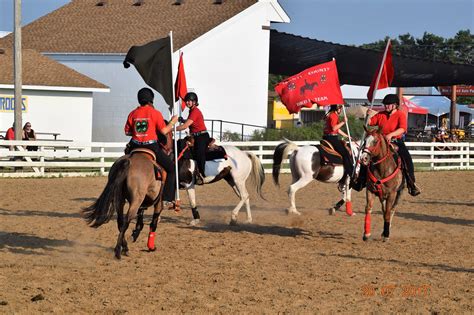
[359, 128, 404, 241]
[176, 136, 265, 226]
[82, 149, 167, 259]
[272, 138, 358, 216]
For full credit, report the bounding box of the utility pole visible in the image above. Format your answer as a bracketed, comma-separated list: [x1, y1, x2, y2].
[449, 85, 457, 130]
[14, 0, 22, 140]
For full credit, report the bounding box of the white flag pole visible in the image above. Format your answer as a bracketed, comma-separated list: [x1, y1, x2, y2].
[177, 51, 183, 140]
[333, 58, 355, 163]
[367, 38, 392, 111]
[352, 39, 391, 176]
[169, 31, 180, 205]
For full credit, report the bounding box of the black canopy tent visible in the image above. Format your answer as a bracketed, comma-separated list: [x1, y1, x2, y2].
[269, 30, 474, 87]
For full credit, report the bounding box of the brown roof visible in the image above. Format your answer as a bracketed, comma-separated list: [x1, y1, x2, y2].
[1, 0, 257, 54]
[0, 48, 108, 89]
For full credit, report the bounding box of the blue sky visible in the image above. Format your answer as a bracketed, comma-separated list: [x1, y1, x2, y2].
[0, 0, 472, 44]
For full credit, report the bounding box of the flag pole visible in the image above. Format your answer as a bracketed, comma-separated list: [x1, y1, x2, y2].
[169, 31, 180, 206]
[367, 38, 391, 111]
[178, 51, 183, 140]
[352, 39, 391, 177]
[333, 58, 355, 163]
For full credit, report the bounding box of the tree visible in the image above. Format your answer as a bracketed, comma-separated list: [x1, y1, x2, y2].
[360, 30, 473, 65]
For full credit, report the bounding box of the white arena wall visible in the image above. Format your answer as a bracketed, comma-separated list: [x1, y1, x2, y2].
[0, 88, 94, 143]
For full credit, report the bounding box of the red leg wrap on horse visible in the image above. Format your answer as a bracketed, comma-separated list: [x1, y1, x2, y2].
[147, 231, 156, 251]
[345, 201, 353, 216]
[364, 214, 371, 235]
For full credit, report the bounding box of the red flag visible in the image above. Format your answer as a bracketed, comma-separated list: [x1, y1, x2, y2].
[174, 52, 187, 111]
[367, 40, 394, 103]
[274, 60, 344, 114]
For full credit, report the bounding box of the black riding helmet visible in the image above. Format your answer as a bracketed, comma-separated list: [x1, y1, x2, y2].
[382, 94, 399, 106]
[184, 92, 198, 104]
[137, 87, 154, 105]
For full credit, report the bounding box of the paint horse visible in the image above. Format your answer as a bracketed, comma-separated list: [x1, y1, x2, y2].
[177, 136, 265, 225]
[82, 149, 167, 259]
[359, 128, 404, 241]
[272, 138, 358, 216]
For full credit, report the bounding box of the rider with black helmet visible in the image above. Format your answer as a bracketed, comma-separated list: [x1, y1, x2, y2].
[323, 104, 353, 187]
[361, 94, 421, 196]
[125, 87, 179, 204]
[176, 92, 209, 185]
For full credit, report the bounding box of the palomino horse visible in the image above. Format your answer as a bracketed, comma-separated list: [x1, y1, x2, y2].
[360, 129, 404, 241]
[177, 137, 265, 225]
[272, 138, 357, 216]
[82, 150, 166, 259]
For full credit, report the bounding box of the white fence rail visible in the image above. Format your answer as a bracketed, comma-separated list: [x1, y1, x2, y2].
[0, 140, 472, 177]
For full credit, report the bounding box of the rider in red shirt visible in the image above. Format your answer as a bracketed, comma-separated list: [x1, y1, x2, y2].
[363, 94, 420, 196]
[125, 87, 178, 204]
[176, 92, 209, 185]
[323, 104, 353, 187]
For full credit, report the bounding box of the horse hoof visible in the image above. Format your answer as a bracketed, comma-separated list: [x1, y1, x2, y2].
[189, 219, 200, 226]
[190, 219, 200, 226]
[131, 232, 140, 242]
[363, 234, 371, 241]
[329, 208, 336, 215]
[148, 247, 157, 252]
[286, 208, 301, 215]
[382, 236, 390, 242]
[229, 219, 238, 226]
[245, 219, 253, 224]
[114, 247, 122, 260]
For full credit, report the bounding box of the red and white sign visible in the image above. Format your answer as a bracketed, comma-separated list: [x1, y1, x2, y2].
[438, 85, 474, 96]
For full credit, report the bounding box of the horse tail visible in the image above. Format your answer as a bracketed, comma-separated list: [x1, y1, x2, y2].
[272, 138, 298, 186]
[246, 152, 266, 199]
[82, 157, 130, 228]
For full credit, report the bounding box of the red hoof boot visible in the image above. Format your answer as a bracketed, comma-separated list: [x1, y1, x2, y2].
[147, 231, 156, 251]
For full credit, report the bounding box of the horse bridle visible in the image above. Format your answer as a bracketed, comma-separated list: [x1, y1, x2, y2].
[362, 134, 392, 166]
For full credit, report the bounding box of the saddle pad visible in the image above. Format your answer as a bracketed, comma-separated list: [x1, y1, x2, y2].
[315, 144, 343, 165]
[205, 146, 227, 161]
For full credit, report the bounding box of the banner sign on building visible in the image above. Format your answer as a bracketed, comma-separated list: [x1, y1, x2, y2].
[0, 95, 28, 113]
[438, 85, 474, 96]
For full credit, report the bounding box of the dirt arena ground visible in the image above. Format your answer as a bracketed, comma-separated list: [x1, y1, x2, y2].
[0, 171, 472, 313]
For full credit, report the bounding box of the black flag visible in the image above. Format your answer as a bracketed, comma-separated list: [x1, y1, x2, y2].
[123, 36, 173, 111]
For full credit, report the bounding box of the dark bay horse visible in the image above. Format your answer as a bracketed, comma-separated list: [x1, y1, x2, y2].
[272, 138, 357, 216]
[360, 129, 404, 241]
[82, 150, 165, 259]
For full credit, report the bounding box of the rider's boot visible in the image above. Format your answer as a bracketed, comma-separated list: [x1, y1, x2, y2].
[350, 165, 367, 191]
[406, 175, 421, 196]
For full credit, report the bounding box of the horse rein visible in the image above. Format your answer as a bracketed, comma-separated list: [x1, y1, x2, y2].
[365, 134, 402, 198]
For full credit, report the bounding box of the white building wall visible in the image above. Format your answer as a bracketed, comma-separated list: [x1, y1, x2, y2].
[0, 88, 93, 143]
[46, 1, 287, 142]
[178, 2, 275, 135]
